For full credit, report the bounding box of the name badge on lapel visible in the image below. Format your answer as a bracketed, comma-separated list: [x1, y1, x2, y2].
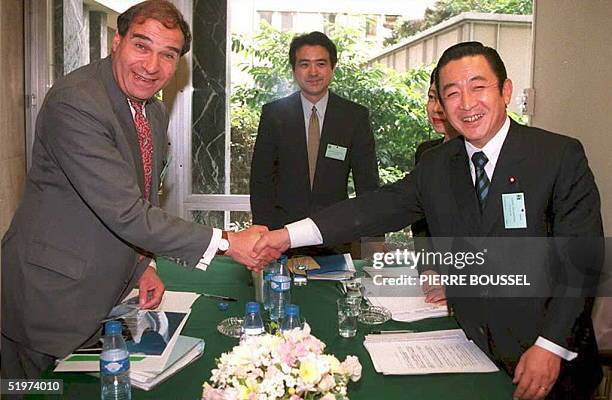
[502, 192, 527, 229]
[325, 144, 347, 161]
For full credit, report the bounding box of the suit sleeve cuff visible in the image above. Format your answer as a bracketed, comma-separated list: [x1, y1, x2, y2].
[195, 228, 222, 271]
[285, 218, 323, 248]
[535, 336, 578, 361]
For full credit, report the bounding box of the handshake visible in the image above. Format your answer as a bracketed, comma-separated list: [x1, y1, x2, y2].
[223, 225, 293, 270]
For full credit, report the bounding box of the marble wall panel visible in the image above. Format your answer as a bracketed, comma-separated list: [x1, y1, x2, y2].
[63, 0, 87, 74]
[191, 0, 227, 194]
[89, 11, 108, 62]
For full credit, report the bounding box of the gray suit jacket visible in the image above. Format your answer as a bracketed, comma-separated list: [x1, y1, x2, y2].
[1, 56, 212, 357]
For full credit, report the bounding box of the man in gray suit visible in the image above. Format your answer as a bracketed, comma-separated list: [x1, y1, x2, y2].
[1, 0, 276, 379]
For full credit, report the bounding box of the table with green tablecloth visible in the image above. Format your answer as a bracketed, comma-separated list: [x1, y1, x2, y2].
[38, 257, 515, 399]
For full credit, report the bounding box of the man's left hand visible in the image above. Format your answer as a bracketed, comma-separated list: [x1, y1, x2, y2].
[138, 266, 165, 309]
[512, 345, 561, 399]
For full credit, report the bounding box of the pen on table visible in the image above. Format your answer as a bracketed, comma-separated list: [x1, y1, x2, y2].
[372, 329, 414, 334]
[199, 293, 237, 302]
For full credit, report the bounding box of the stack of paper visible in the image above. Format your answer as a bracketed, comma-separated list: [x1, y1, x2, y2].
[55, 290, 203, 390]
[288, 254, 356, 281]
[362, 267, 448, 322]
[363, 329, 498, 375]
[130, 335, 205, 391]
[367, 296, 448, 322]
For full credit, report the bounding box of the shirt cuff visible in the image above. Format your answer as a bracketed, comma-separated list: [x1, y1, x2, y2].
[148, 259, 157, 270]
[535, 336, 578, 361]
[195, 228, 222, 271]
[285, 218, 323, 248]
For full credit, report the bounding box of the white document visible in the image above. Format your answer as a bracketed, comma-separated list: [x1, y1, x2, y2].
[115, 289, 199, 313]
[130, 336, 205, 391]
[54, 291, 200, 373]
[362, 267, 448, 322]
[363, 329, 498, 375]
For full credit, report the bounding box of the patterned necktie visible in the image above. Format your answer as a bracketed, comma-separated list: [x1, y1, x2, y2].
[129, 99, 154, 200]
[307, 105, 320, 188]
[471, 151, 490, 212]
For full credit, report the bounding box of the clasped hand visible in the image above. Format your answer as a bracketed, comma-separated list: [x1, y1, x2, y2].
[226, 226, 290, 271]
[226, 227, 291, 271]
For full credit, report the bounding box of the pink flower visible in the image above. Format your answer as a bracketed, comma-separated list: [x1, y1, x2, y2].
[302, 336, 325, 354]
[278, 341, 299, 367]
[317, 374, 336, 392]
[289, 395, 303, 400]
[202, 383, 226, 400]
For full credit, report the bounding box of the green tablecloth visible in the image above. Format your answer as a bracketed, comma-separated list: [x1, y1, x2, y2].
[38, 257, 515, 399]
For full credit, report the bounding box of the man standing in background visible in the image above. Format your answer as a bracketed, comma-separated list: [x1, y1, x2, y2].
[250, 31, 379, 254]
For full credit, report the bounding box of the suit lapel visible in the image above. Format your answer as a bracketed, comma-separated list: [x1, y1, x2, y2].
[449, 138, 482, 234]
[480, 121, 528, 234]
[313, 92, 341, 191]
[100, 57, 145, 197]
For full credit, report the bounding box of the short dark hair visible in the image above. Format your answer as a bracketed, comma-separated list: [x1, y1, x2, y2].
[430, 66, 438, 86]
[117, 0, 192, 56]
[289, 31, 338, 69]
[435, 41, 507, 96]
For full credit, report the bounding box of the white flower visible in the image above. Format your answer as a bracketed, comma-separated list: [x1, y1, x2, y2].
[202, 327, 360, 400]
[341, 355, 362, 382]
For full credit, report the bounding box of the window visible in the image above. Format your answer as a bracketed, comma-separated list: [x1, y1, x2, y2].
[365, 15, 378, 37]
[281, 12, 293, 32]
[258, 11, 272, 25]
[324, 13, 336, 35]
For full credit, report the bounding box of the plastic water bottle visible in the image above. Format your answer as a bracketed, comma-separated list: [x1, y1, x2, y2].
[270, 256, 291, 321]
[263, 260, 280, 311]
[242, 302, 264, 337]
[100, 320, 131, 400]
[280, 304, 302, 332]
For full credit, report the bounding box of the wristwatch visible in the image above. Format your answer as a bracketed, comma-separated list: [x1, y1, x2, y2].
[218, 231, 230, 255]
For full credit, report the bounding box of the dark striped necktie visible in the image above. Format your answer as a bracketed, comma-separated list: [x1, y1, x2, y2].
[471, 151, 490, 213]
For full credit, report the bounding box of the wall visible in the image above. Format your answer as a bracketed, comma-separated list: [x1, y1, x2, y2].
[0, 0, 25, 239]
[531, 0, 612, 235]
[370, 17, 531, 115]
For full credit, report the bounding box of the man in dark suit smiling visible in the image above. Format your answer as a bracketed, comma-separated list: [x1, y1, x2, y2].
[249, 32, 379, 241]
[255, 42, 603, 399]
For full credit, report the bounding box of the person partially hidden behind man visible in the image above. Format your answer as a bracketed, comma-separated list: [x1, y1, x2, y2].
[254, 41, 603, 400]
[1, 0, 278, 381]
[249, 31, 379, 256]
[412, 67, 460, 305]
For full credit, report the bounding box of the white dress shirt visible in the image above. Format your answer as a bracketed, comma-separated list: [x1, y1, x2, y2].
[127, 99, 217, 271]
[464, 116, 510, 184]
[285, 116, 577, 361]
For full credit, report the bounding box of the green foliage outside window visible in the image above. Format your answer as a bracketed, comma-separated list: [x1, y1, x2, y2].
[386, 0, 533, 46]
[230, 23, 436, 195]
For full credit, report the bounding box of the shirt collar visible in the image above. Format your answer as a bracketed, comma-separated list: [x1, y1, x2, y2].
[300, 91, 329, 118]
[464, 116, 510, 168]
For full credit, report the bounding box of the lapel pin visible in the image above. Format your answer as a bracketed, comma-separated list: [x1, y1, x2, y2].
[509, 176, 517, 184]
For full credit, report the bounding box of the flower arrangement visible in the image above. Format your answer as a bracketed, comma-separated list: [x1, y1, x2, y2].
[202, 323, 362, 400]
